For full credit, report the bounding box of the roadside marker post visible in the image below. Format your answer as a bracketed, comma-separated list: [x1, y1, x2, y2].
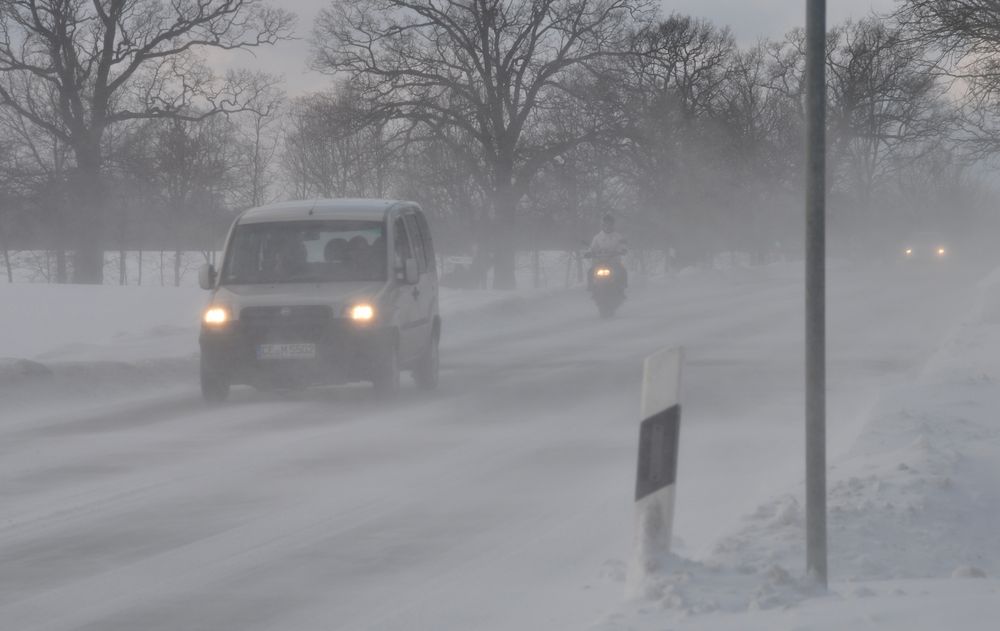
[626, 347, 683, 599]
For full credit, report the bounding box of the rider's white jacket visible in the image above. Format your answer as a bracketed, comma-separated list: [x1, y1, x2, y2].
[590, 231, 627, 261]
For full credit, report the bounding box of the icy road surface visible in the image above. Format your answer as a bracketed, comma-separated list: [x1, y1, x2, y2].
[0, 265, 982, 630]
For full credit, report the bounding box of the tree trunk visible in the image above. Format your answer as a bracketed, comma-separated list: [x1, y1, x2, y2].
[491, 176, 519, 290]
[532, 248, 540, 289]
[2, 246, 11, 283]
[56, 250, 67, 284]
[52, 209, 68, 283]
[70, 146, 106, 284]
[0, 217, 10, 282]
[492, 225, 516, 289]
[174, 250, 182, 287]
[72, 245, 104, 284]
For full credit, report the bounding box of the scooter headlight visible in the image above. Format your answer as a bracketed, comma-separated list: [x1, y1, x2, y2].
[595, 267, 612, 278]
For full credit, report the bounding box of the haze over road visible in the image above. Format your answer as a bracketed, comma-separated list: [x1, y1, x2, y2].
[0, 263, 980, 630]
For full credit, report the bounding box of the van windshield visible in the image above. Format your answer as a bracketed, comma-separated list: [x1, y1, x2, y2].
[221, 220, 387, 285]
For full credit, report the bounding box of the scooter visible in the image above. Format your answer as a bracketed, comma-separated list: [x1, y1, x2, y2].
[585, 252, 626, 318]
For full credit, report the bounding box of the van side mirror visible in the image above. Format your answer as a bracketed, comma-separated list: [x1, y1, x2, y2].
[198, 263, 216, 290]
[404, 258, 419, 285]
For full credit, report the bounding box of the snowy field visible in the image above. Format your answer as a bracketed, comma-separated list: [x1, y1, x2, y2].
[1, 261, 998, 630]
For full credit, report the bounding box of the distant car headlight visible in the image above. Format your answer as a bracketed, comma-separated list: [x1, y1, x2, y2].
[349, 303, 376, 322]
[203, 306, 230, 326]
[937, 247, 947, 257]
[904, 248, 913, 256]
[595, 267, 612, 278]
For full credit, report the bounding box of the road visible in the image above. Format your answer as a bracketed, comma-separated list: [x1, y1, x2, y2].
[0, 264, 981, 630]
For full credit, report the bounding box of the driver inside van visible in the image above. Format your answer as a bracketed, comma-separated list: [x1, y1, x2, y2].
[324, 237, 349, 264]
[369, 235, 387, 277]
[271, 236, 307, 279]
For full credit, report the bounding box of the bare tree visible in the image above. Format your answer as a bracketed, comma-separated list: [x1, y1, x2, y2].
[0, 136, 14, 281]
[283, 88, 397, 199]
[896, 1, 1000, 157]
[0, 103, 73, 280]
[630, 15, 736, 120]
[896, 0, 1000, 64]
[0, 0, 294, 283]
[155, 116, 239, 285]
[232, 72, 285, 209]
[719, 41, 804, 262]
[313, 0, 651, 288]
[394, 126, 488, 242]
[825, 18, 952, 250]
[611, 15, 738, 265]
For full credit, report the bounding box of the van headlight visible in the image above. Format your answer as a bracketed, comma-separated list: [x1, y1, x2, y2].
[349, 303, 376, 323]
[203, 306, 230, 326]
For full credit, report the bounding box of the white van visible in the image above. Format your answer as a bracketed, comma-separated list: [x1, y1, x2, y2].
[197, 199, 440, 401]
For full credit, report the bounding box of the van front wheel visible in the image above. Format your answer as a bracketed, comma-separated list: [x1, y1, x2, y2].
[200, 366, 231, 403]
[372, 342, 400, 398]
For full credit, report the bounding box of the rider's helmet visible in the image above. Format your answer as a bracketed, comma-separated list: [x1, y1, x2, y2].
[601, 213, 615, 231]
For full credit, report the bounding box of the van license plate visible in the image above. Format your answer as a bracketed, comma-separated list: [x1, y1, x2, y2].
[257, 343, 317, 360]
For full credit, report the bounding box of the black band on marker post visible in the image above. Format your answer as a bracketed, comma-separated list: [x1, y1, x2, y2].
[635, 404, 681, 502]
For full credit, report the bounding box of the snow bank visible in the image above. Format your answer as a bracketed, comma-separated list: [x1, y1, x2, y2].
[711, 269, 1000, 583]
[0, 283, 206, 361]
[593, 268, 1000, 629]
[595, 575, 1000, 631]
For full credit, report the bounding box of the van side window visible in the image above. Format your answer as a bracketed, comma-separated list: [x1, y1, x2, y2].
[414, 212, 436, 270]
[393, 217, 412, 270]
[404, 213, 427, 273]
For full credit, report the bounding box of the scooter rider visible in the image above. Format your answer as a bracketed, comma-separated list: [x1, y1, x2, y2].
[588, 213, 627, 292]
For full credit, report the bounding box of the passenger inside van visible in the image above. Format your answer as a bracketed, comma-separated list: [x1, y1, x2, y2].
[347, 236, 370, 271]
[324, 237, 349, 264]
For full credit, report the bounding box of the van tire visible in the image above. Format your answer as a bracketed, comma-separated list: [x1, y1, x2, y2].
[413, 331, 439, 390]
[201, 367, 231, 403]
[372, 340, 400, 398]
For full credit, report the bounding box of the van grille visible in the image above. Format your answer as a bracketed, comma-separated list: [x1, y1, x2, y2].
[239, 305, 333, 344]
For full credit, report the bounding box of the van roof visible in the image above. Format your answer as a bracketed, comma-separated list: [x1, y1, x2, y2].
[238, 199, 415, 224]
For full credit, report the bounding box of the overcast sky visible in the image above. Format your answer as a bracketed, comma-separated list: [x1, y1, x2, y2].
[220, 0, 898, 96]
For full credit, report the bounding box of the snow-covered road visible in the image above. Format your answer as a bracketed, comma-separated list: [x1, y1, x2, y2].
[0, 264, 982, 630]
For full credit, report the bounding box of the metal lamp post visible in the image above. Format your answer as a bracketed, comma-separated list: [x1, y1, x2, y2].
[805, 0, 828, 589]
